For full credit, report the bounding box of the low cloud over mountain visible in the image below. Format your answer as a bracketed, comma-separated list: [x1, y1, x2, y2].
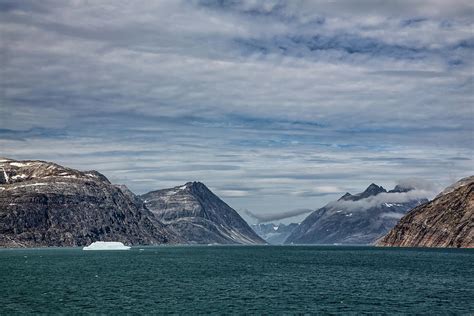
[244, 208, 313, 223]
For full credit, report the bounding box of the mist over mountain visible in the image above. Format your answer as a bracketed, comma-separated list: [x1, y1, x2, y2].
[244, 208, 313, 223]
[285, 183, 429, 245]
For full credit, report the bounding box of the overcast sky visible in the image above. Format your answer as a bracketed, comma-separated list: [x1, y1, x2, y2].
[1, 0, 473, 223]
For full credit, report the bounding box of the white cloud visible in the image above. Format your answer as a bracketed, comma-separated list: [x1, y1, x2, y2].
[331, 189, 433, 211]
[0, 0, 472, 219]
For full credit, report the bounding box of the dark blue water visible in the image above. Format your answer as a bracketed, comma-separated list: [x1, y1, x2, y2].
[0, 246, 472, 314]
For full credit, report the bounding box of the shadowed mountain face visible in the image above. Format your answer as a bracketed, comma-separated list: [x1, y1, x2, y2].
[378, 176, 474, 248]
[141, 182, 265, 245]
[285, 183, 428, 245]
[0, 158, 181, 247]
[251, 223, 298, 245]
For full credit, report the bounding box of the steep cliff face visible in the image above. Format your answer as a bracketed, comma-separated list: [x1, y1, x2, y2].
[285, 183, 428, 245]
[0, 158, 180, 247]
[377, 177, 473, 248]
[141, 182, 265, 244]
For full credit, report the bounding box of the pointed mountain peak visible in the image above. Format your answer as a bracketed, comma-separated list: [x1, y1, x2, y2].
[140, 181, 265, 244]
[180, 181, 208, 191]
[338, 192, 353, 201]
[363, 183, 386, 196]
[340, 183, 387, 201]
[186, 181, 205, 188]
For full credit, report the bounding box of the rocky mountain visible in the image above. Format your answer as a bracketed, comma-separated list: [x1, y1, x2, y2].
[339, 183, 387, 201]
[377, 176, 473, 248]
[141, 182, 265, 244]
[251, 223, 298, 244]
[0, 158, 181, 247]
[284, 183, 428, 245]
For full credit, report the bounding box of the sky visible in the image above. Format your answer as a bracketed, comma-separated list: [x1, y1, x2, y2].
[0, 0, 473, 224]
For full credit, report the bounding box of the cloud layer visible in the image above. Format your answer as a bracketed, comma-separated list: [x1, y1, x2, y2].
[244, 208, 313, 223]
[331, 189, 432, 211]
[0, 0, 472, 222]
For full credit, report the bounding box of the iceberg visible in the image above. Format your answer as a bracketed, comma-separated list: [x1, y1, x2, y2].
[83, 241, 131, 251]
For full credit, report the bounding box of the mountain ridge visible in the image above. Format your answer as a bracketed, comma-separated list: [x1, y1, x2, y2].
[285, 183, 428, 245]
[0, 158, 181, 247]
[141, 181, 265, 245]
[0, 159, 266, 247]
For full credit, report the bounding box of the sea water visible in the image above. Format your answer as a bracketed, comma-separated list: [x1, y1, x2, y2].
[0, 246, 472, 314]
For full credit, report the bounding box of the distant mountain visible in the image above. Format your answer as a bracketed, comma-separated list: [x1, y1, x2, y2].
[284, 183, 428, 245]
[141, 182, 265, 245]
[378, 176, 473, 248]
[339, 183, 387, 201]
[251, 223, 298, 244]
[0, 158, 181, 247]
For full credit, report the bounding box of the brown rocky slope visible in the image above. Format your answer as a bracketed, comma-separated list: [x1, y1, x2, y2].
[377, 176, 473, 248]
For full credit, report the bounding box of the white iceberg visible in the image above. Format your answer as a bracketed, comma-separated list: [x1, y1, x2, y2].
[83, 241, 131, 251]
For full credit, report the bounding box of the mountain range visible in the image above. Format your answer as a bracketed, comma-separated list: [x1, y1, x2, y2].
[284, 183, 428, 245]
[251, 223, 298, 244]
[1, 157, 472, 248]
[0, 158, 263, 247]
